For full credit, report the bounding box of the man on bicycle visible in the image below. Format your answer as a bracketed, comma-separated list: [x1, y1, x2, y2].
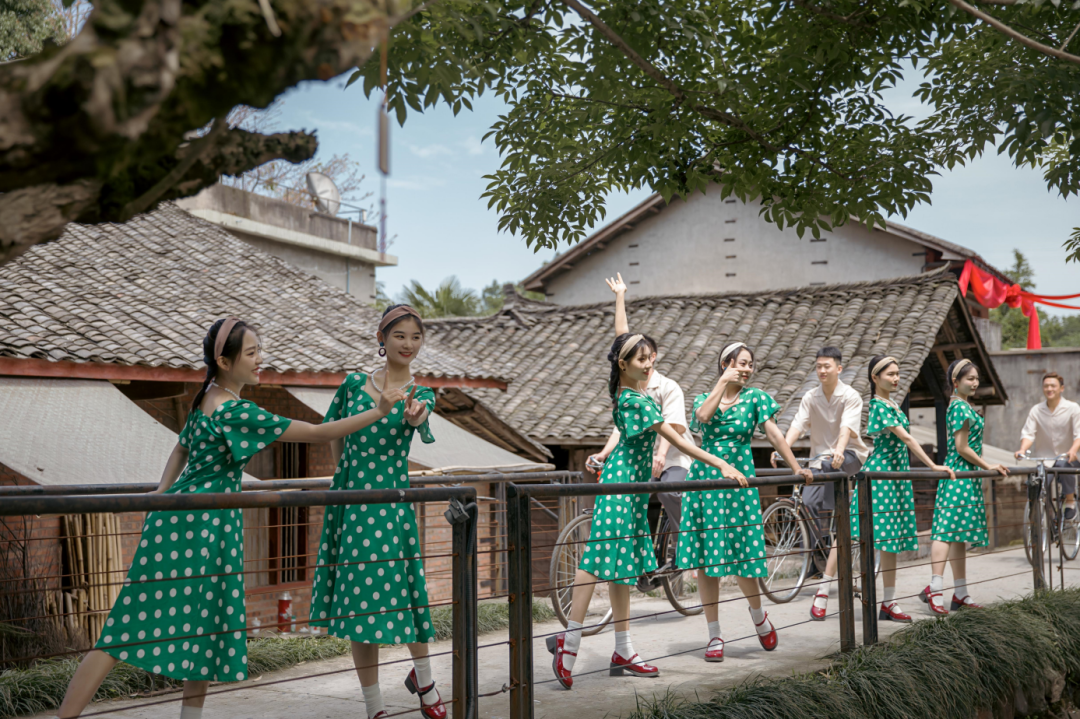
[1015, 372, 1080, 520]
[590, 274, 692, 530]
[771, 346, 869, 618]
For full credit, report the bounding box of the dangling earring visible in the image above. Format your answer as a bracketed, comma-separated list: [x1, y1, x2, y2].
[378, 342, 386, 358]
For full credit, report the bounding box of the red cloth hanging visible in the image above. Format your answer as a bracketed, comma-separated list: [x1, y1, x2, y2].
[957, 259, 1080, 350]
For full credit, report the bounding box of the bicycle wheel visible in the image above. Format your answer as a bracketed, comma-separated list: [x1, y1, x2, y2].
[1060, 500, 1080, 561]
[548, 513, 613, 636]
[657, 516, 703, 616]
[758, 500, 812, 603]
[1023, 498, 1051, 567]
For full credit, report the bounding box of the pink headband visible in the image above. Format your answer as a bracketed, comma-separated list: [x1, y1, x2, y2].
[378, 306, 423, 334]
[213, 318, 243, 361]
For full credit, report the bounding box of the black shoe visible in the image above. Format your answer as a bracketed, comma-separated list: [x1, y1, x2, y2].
[1065, 506, 1077, 521]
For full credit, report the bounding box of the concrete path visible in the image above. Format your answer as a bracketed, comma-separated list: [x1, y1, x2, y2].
[39, 545, 1077, 719]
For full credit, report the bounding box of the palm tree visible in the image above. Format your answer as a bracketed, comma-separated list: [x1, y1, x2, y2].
[399, 276, 481, 318]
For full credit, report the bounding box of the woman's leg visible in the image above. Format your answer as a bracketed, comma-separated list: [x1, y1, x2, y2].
[609, 582, 630, 632]
[736, 576, 761, 610]
[699, 575, 720, 624]
[879, 550, 898, 590]
[181, 681, 210, 710]
[57, 650, 119, 718]
[568, 569, 598, 625]
[351, 641, 380, 687]
[947, 542, 972, 601]
[930, 539, 950, 576]
[406, 641, 441, 707]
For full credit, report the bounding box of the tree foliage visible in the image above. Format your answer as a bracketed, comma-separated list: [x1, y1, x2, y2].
[0, 0, 65, 61]
[349, 0, 1080, 253]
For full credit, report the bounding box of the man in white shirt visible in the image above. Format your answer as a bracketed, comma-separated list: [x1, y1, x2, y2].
[771, 346, 870, 620]
[589, 274, 691, 527]
[1014, 372, 1080, 519]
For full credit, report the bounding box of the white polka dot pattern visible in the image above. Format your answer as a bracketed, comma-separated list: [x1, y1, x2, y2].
[676, 387, 776, 578]
[308, 374, 437, 644]
[578, 389, 664, 585]
[851, 397, 918, 552]
[94, 400, 290, 681]
[931, 399, 989, 546]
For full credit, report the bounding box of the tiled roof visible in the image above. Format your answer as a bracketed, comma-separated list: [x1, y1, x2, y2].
[0, 203, 494, 380]
[427, 270, 988, 444]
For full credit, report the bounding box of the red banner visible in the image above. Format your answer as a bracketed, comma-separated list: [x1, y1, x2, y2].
[957, 260, 1080, 350]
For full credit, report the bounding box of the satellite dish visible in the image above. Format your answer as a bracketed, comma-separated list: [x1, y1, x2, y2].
[306, 172, 341, 216]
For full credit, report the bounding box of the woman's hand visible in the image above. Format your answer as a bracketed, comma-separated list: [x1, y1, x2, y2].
[586, 453, 607, 474]
[378, 387, 407, 416]
[932, 464, 956, 480]
[402, 386, 426, 425]
[714, 459, 747, 487]
[796, 468, 814, 484]
[605, 273, 627, 295]
[990, 463, 1009, 477]
[718, 366, 742, 387]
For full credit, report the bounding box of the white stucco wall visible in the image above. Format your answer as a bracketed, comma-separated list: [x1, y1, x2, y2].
[542, 191, 929, 305]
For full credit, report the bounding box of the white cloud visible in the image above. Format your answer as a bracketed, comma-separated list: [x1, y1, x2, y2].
[387, 176, 447, 191]
[301, 112, 372, 136]
[459, 136, 487, 156]
[407, 143, 453, 159]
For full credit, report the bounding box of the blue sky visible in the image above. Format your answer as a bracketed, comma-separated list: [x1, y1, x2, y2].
[272, 72, 1077, 315]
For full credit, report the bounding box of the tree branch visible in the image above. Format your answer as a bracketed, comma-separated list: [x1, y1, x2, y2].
[949, 0, 1080, 65]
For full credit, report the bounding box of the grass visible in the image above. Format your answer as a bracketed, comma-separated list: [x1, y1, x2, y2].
[0, 599, 554, 719]
[626, 588, 1080, 719]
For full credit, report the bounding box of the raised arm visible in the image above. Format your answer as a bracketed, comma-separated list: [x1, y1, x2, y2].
[889, 426, 955, 479]
[695, 368, 741, 424]
[151, 444, 190, 494]
[654, 423, 747, 486]
[606, 273, 629, 337]
[281, 388, 407, 444]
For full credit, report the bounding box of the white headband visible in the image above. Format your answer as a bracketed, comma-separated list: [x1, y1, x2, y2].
[618, 334, 646, 361]
[720, 342, 746, 365]
[871, 356, 898, 377]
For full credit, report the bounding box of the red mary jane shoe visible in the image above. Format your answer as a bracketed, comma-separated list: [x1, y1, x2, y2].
[609, 652, 660, 677]
[371, 713, 388, 719]
[878, 602, 913, 623]
[919, 586, 949, 616]
[809, 593, 828, 621]
[951, 594, 983, 611]
[404, 668, 447, 719]
[752, 609, 778, 651]
[545, 634, 576, 690]
[705, 637, 725, 663]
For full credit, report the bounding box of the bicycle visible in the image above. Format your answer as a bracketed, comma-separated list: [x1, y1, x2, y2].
[1021, 452, 1079, 565]
[548, 456, 702, 636]
[758, 454, 878, 604]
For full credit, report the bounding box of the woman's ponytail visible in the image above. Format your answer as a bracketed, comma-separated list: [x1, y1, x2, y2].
[191, 319, 249, 412]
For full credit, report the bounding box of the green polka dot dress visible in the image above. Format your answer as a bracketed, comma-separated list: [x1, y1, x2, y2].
[578, 388, 664, 585]
[851, 397, 918, 552]
[95, 400, 292, 681]
[309, 374, 437, 644]
[677, 387, 776, 578]
[931, 399, 988, 546]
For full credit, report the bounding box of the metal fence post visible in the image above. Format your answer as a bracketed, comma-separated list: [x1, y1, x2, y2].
[448, 495, 479, 719]
[833, 475, 856, 652]
[506, 484, 534, 719]
[1028, 472, 1046, 591]
[856, 472, 878, 646]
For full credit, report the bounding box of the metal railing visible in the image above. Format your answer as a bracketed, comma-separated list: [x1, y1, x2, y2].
[502, 465, 1053, 719]
[0, 486, 480, 719]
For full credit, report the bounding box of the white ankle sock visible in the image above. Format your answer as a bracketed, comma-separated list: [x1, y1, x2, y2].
[179, 708, 202, 719]
[930, 574, 944, 593]
[563, 620, 583, 671]
[823, 573, 836, 596]
[707, 620, 722, 641]
[814, 575, 833, 608]
[953, 578, 969, 600]
[362, 683, 384, 718]
[614, 630, 636, 660]
[882, 586, 896, 606]
[749, 607, 771, 635]
[412, 656, 439, 705]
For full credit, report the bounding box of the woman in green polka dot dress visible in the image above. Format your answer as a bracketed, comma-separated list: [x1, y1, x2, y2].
[852, 356, 953, 624]
[546, 333, 743, 690]
[920, 359, 1008, 616]
[309, 305, 447, 719]
[678, 342, 812, 662]
[58, 319, 409, 719]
